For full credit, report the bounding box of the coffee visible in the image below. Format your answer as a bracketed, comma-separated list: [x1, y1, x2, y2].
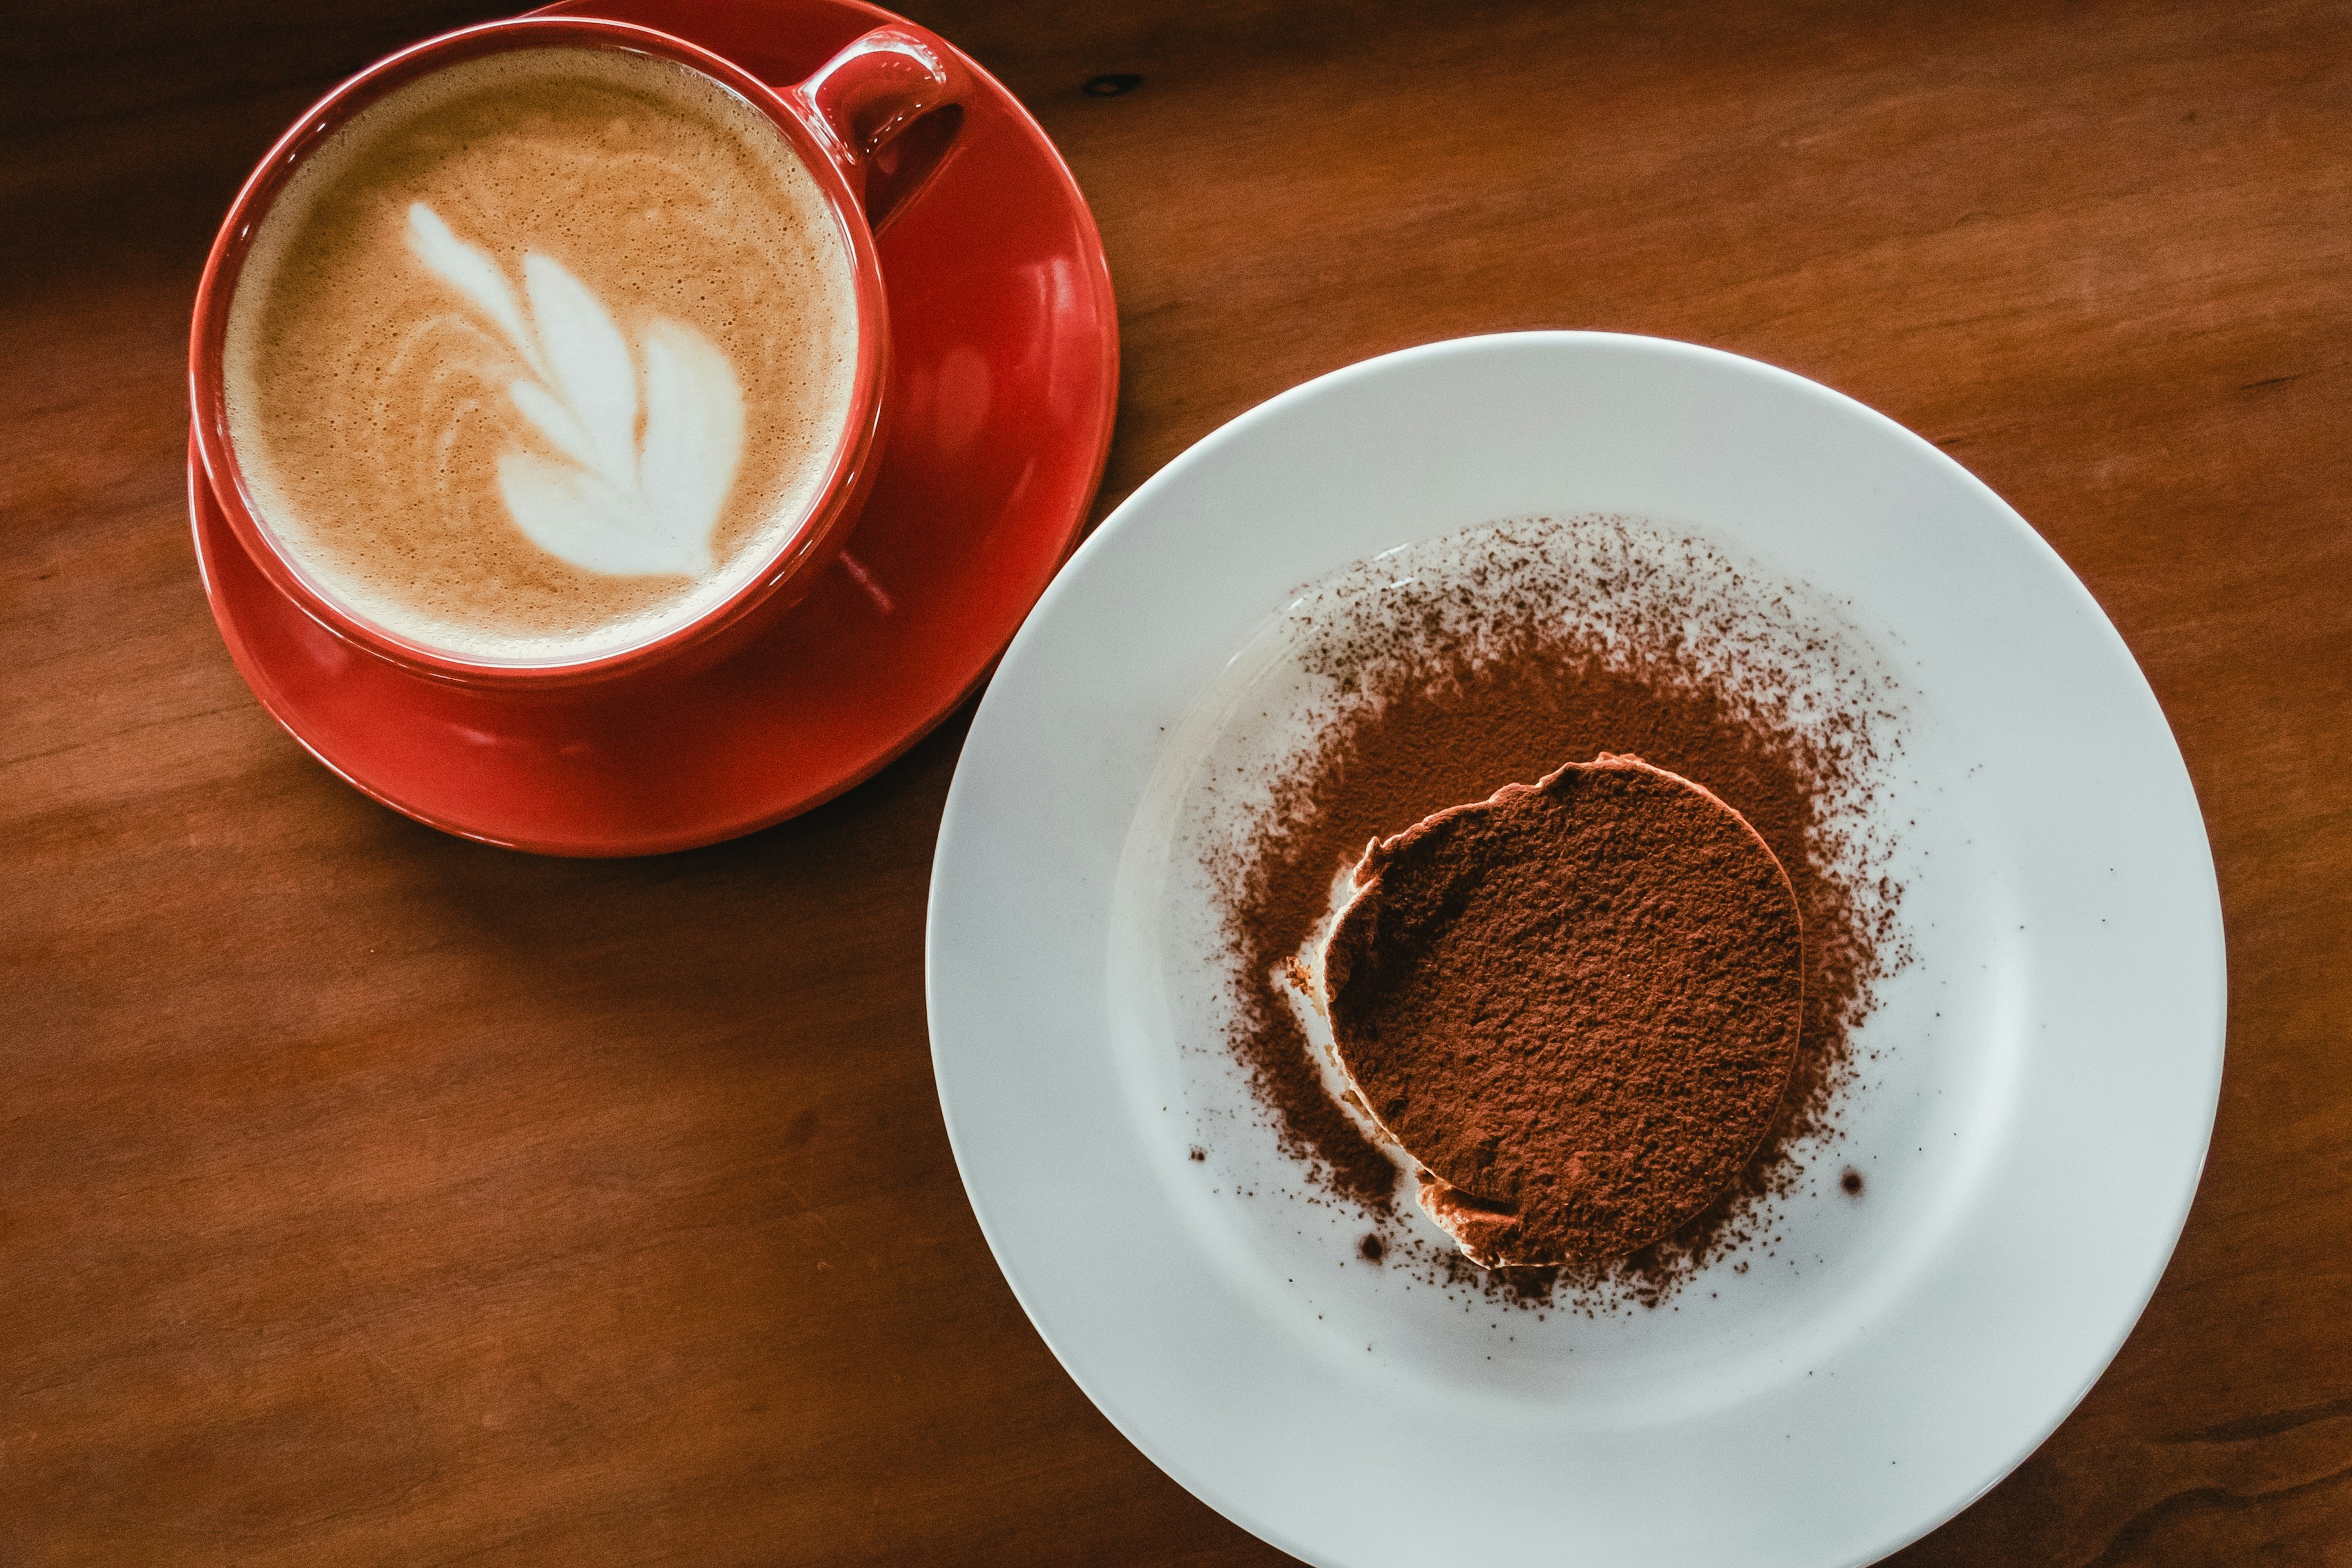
[222, 46, 860, 663]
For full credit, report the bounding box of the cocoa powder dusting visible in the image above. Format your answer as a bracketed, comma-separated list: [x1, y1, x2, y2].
[1325, 756, 1805, 1268]
[1208, 516, 1905, 1309]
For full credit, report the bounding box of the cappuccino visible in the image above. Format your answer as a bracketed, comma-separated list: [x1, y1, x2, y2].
[223, 46, 860, 663]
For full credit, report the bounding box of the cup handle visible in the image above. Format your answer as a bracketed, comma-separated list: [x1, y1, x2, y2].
[790, 24, 970, 233]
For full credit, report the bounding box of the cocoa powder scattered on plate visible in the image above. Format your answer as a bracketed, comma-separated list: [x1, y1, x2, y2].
[1208, 516, 1904, 1307]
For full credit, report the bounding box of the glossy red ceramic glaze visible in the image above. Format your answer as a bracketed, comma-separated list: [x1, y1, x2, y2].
[188, 0, 1118, 852]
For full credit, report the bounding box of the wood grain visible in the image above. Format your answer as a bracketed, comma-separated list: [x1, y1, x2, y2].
[6, 0, 2348, 1562]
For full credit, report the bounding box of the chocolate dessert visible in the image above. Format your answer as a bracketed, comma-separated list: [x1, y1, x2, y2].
[1319, 755, 1804, 1267]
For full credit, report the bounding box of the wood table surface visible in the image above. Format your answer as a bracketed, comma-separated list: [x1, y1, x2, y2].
[6, 0, 2348, 1562]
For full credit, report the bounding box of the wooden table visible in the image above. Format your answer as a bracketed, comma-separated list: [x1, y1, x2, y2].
[6, 1, 2347, 1561]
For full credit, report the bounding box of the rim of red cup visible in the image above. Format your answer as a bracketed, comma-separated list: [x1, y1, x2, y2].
[187, 15, 892, 690]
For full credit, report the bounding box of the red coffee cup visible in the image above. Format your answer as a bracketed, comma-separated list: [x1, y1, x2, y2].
[189, 15, 967, 690]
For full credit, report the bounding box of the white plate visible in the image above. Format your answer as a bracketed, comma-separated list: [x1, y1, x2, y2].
[926, 333, 2224, 1567]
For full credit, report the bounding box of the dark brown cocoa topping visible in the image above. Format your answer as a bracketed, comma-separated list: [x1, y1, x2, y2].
[1210, 518, 1908, 1308]
[1322, 755, 1803, 1267]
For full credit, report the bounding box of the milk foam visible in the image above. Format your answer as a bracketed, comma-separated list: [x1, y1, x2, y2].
[223, 47, 859, 663]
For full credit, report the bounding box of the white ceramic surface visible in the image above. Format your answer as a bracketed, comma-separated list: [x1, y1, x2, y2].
[926, 333, 2225, 1567]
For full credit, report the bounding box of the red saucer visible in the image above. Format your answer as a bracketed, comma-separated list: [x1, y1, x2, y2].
[190, 0, 1117, 855]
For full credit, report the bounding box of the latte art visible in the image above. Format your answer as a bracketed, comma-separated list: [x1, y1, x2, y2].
[223, 47, 859, 663]
[405, 203, 745, 578]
